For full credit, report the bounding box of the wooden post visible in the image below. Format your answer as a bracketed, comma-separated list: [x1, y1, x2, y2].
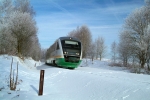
[38, 70, 45, 96]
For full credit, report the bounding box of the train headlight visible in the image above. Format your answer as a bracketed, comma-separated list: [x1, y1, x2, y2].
[76, 53, 79, 55]
[64, 52, 68, 54]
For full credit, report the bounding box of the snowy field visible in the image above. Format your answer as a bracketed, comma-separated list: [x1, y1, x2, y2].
[0, 55, 150, 100]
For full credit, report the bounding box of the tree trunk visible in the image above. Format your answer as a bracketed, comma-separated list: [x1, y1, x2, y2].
[17, 40, 22, 57]
[139, 51, 146, 68]
[140, 56, 146, 68]
[140, 61, 145, 68]
[123, 57, 128, 67]
[148, 63, 150, 71]
[99, 55, 102, 61]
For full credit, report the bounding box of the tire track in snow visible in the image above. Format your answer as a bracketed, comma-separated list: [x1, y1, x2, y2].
[79, 69, 150, 86]
[123, 89, 129, 93]
[120, 87, 150, 100]
[133, 89, 139, 92]
[122, 95, 130, 99]
[76, 68, 150, 100]
[44, 70, 67, 80]
[84, 81, 91, 87]
[146, 87, 150, 89]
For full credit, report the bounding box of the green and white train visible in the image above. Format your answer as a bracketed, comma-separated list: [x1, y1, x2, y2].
[45, 37, 82, 69]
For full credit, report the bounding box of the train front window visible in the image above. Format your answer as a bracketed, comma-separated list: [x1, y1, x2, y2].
[65, 41, 78, 45]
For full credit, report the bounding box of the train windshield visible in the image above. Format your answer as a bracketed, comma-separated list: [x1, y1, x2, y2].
[65, 41, 78, 45]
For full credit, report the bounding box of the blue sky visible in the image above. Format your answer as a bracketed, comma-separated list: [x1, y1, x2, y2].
[30, 0, 144, 53]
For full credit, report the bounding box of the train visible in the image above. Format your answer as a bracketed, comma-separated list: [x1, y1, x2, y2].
[45, 37, 82, 69]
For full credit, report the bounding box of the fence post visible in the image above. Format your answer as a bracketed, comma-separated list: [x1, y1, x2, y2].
[38, 70, 45, 96]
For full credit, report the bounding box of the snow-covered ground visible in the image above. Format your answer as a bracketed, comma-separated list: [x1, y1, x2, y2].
[0, 55, 150, 100]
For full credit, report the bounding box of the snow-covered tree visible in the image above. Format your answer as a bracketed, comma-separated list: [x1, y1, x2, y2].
[0, 0, 40, 60]
[126, 8, 150, 68]
[119, 2, 150, 69]
[14, 0, 35, 16]
[0, 0, 13, 54]
[145, 0, 150, 6]
[146, 24, 150, 70]
[7, 11, 37, 57]
[0, 0, 13, 17]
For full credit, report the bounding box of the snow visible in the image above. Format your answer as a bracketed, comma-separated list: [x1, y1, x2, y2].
[0, 55, 150, 100]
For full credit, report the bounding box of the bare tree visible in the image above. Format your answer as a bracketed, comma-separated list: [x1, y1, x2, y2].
[68, 27, 79, 37]
[95, 36, 106, 61]
[111, 41, 117, 63]
[118, 30, 133, 67]
[87, 42, 96, 63]
[68, 25, 92, 58]
[40, 48, 47, 61]
[80, 25, 92, 58]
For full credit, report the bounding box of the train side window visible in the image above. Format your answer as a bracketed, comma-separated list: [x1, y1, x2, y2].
[56, 42, 60, 50]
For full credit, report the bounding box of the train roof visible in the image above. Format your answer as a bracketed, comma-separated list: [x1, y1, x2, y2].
[59, 37, 81, 42]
